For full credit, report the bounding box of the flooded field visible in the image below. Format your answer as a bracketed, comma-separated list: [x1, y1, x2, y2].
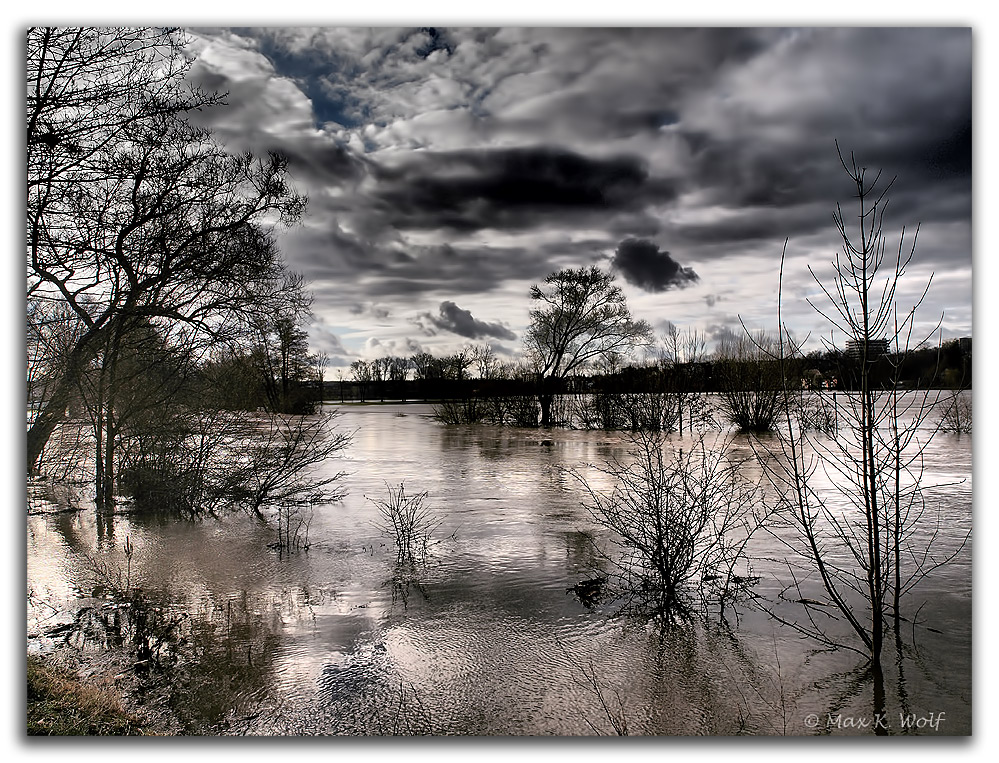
[26, 400, 972, 735]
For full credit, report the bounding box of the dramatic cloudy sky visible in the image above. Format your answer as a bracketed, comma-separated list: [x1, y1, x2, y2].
[183, 26, 972, 367]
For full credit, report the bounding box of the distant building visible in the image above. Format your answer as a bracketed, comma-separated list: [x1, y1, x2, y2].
[845, 338, 889, 361]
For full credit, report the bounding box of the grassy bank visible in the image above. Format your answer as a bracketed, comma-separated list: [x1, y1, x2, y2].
[27, 654, 152, 736]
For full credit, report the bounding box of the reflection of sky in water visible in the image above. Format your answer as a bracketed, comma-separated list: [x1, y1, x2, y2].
[26, 400, 972, 734]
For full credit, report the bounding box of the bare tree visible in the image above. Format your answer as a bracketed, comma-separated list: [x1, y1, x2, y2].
[763, 149, 967, 712]
[26, 27, 307, 472]
[386, 356, 411, 383]
[656, 324, 712, 434]
[470, 343, 502, 381]
[312, 351, 330, 405]
[350, 359, 372, 402]
[525, 266, 653, 427]
[250, 291, 317, 414]
[714, 330, 787, 433]
[75, 317, 196, 509]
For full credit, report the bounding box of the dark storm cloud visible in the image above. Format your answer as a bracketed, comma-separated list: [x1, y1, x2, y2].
[612, 239, 699, 292]
[272, 137, 368, 187]
[287, 218, 560, 299]
[416, 301, 517, 340]
[187, 26, 971, 348]
[671, 201, 832, 248]
[678, 135, 827, 209]
[370, 146, 677, 232]
[674, 28, 971, 256]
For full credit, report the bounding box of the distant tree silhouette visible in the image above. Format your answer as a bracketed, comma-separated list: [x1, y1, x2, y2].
[524, 266, 652, 427]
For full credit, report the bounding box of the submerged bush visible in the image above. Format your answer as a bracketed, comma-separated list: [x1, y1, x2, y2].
[432, 397, 488, 425]
[369, 483, 443, 562]
[937, 391, 972, 434]
[714, 332, 787, 433]
[117, 410, 350, 520]
[574, 431, 766, 621]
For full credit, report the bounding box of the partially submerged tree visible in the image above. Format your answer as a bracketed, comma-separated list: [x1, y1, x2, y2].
[764, 148, 967, 712]
[74, 317, 195, 509]
[524, 266, 653, 427]
[937, 390, 972, 434]
[714, 330, 788, 433]
[26, 26, 307, 472]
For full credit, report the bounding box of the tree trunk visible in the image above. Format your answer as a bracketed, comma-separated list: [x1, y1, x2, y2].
[99, 409, 116, 511]
[27, 325, 108, 474]
[538, 393, 553, 428]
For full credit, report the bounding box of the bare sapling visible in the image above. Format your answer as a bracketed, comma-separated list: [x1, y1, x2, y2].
[763, 147, 969, 718]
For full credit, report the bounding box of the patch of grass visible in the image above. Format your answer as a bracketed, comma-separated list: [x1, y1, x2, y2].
[27, 655, 149, 736]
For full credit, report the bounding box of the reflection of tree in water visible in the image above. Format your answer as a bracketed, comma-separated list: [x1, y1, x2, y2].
[640, 623, 754, 734]
[313, 643, 437, 735]
[558, 621, 808, 735]
[642, 624, 945, 736]
[58, 581, 288, 732]
[171, 594, 286, 731]
[44, 529, 333, 732]
[562, 529, 606, 581]
[385, 559, 431, 610]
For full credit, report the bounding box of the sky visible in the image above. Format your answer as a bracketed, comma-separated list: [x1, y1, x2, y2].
[181, 25, 972, 369]
[183, 26, 967, 367]
[48, 26, 928, 368]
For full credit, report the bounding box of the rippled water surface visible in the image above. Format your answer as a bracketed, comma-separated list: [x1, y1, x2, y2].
[26, 400, 972, 735]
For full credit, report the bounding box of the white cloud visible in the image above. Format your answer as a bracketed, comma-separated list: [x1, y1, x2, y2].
[182, 27, 971, 361]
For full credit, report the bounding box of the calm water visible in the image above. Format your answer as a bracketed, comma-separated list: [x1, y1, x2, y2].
[26, 398, 972, 735]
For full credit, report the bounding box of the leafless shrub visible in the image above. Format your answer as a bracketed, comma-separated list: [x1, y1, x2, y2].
[432, 397, 488, 425]
[573, 430, 768, 622]
[117, 410, 350, 556]
[235, 411, 350, 515]
[715, 331, 787, 433]
[936, 391, 971, 434]
[369, 483, 443, 562]
[795, 392, 840, 435]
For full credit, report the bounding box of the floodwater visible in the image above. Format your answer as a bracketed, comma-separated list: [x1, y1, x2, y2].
[26, 397, 972, 735]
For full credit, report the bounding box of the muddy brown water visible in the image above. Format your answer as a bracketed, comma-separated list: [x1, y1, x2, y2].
[26, 398, 972, 735]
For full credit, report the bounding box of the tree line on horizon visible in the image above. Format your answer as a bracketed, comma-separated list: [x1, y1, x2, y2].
[330, 333, 972, 402]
